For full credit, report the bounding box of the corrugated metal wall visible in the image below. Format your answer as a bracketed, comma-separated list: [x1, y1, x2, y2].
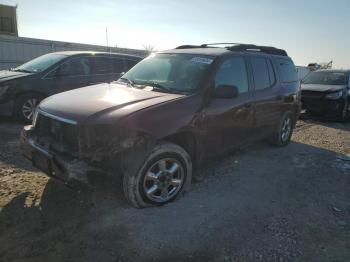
[0, 35, 148, 70]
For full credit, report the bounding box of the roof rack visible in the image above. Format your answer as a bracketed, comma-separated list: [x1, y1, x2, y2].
[175, 43, 288, 56]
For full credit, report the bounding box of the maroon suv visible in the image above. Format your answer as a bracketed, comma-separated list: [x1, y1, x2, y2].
[21, 44, 300, 208]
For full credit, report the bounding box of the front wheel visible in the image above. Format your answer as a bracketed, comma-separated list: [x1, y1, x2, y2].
[14, 93, 44, 123]
[270, 112, 294, 147]
[123, 142, 192, 208]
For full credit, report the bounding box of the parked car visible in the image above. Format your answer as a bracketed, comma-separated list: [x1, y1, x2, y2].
[21, 44, 300, 208]
[301, 70, 350, 120]
[0, 51, 142, 121]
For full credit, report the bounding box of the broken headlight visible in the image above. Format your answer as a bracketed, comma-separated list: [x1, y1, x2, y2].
[325, 90, 343, 100]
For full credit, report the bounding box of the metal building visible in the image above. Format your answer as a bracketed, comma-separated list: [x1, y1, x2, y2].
[0, 35, 147, 70]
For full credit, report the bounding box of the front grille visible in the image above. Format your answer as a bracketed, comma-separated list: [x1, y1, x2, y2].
[34, 113, 79, 153]
[301, 90, 324, 99]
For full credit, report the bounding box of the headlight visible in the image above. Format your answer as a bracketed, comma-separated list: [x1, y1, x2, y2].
[325, 90, 343, 100]
[0, 85, 10, 97]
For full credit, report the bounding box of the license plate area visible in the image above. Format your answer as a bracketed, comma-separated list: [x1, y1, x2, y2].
[32, 150, 52, 175]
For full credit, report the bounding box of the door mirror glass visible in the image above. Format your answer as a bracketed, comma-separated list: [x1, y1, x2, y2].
[213, 85, 238, 99]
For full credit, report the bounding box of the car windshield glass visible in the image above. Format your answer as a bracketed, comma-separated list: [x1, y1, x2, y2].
[14, 53, 67, 73]
[302, 71, 347, 85]
[120, 53, 213, 93]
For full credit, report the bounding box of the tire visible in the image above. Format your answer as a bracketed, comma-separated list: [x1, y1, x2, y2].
[123, 142, 192, 208]
[14, 93, 44, 123]
[270, 111, 294, 147]
[340, 99, 350, 122]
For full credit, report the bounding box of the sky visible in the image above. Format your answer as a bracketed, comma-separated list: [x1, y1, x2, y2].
[2, 0, 350, 68]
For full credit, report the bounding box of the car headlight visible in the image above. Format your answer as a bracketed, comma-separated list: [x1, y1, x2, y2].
[325, 90, 343, 100]
[0, 85, 10, 97]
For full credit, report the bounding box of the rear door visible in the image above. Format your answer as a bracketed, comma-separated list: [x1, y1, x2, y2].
[42, 56, 92, 93]
[249, 55, 281, 137]
[200, 56, 255, 158]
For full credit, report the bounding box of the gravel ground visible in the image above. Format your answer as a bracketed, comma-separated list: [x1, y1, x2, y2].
[0, 117, 349, 262]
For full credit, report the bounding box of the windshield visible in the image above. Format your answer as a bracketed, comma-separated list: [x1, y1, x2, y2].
[120, 53, 213, 93]
[14, 53, 67, 73]
[302, 71, 347, 85]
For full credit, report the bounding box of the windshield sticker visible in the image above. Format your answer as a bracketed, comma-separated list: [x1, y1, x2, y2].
[191, 57, 213, 64]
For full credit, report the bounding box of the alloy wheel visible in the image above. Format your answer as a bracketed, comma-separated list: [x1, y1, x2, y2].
[22, 98, 39, 121]
[143, 158, 185, 203]
[281, 117, 292, 142]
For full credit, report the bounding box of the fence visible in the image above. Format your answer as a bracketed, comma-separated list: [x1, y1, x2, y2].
[0, 35, 148, 70]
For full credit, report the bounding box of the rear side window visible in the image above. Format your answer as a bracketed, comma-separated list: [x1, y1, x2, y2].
[277, 59, 297, 83]
[125, 59, 139, 70]
[112, 58, 125, 73]
[91, 57, 113, 74]
[251, 57, 271, 90]
[214, 57, 249, 94]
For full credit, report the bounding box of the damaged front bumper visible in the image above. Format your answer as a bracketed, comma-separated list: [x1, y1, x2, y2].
[301, 97, 346, 117]
[20, 125, 101, 183]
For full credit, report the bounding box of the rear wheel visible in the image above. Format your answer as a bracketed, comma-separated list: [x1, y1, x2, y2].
[14, 93, 44, 123]
[123, 142, 192, 208]
[270, 111, 294, 147]
[340, 99, 350, 122]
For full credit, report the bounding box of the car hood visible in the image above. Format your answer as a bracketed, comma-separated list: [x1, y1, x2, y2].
[0, 70, 32, 82]
[38, 83, 185, 124]
[301, 84, 347, 92]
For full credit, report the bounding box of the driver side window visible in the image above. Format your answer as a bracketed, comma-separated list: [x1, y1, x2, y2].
[214, 57, 249, 94]
[54, 57, 91, 77]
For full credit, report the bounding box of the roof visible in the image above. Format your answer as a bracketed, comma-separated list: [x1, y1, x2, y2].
[49, 51, 142, 59]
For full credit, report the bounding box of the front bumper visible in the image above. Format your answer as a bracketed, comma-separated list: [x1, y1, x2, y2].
[301, 97, 346, 117]
[20, 125, 98, 183]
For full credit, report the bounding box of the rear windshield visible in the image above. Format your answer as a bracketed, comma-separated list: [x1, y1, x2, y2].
[302, 71, 347, 85]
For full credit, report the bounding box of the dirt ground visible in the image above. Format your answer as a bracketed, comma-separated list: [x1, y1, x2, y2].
[0, 117, 349, 262]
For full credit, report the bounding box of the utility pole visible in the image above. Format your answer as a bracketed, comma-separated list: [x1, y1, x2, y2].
[105, 26, 109, 52]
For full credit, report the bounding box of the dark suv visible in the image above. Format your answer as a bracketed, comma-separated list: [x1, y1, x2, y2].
[21, 44, 300, 208]
[0, 51, 142, 121]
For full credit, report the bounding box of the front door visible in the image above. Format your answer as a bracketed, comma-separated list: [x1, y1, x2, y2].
[42, 56, 91, 94]
[198, 56, 254, 159]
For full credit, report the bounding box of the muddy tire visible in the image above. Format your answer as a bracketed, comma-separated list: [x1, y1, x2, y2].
[340, 99, 350, 122]
[270, 111, 294, 147]
[14, 93, 44, 123]
[123, 142, 192, 208]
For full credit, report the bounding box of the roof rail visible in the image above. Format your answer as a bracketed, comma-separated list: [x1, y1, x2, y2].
[175, 43, 288, 56]
[227, 44, 288, 56]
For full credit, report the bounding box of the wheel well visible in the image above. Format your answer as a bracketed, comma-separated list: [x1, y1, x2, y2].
[164, 132, 197, 167]
[15, 91, 46, 100]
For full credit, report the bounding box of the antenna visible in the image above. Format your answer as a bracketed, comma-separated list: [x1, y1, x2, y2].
[105, 26, 110, 52]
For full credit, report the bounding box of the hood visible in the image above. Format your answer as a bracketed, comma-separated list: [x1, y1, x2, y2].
[0, 70, 32, 82]
[301, 84, 347, 92]
[39, 83, 184, 124]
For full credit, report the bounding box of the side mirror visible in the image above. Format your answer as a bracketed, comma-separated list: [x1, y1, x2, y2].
[213, 84, 238, 99]
[119, 72, 125, 77]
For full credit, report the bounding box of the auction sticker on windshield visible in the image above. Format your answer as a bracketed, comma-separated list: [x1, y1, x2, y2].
[191, 57, 213, 64]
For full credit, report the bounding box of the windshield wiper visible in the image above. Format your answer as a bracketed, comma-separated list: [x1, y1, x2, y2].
[141, 82, 181, 94]
[120, 77, 135, 87]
